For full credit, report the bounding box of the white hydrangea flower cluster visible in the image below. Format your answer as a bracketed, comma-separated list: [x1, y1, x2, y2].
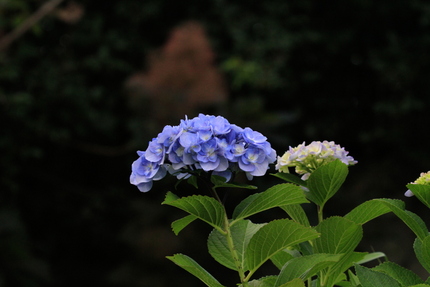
[275, 141, 357, 180]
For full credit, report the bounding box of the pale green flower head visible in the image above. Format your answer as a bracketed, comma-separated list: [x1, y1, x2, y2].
[276, 141, 357, 180]
[405, 171, 430, 197]
[413, 171, 430, 185]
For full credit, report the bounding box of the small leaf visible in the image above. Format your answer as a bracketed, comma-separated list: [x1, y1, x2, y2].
[280, 204, 310, 227]
[372, 261, 424, 286]
[187, 175, 199, 189]
[275, 253, 342, 285]
[272, 173, 307, 187]
[355, 264, 401, 287]
[270, 249, 295, 270]
[245, 219, 319, 272]
[162, 194, 226, 231]
[355, 252, 386, 265]
[162, 191, 180, 205]
[407, 184, 430, 209]
[208, 220, 264, 271]
[211, 175, 257, 190]
[232, 183, 309, 222]
[306, 159, 348, 206]
[323, 252, 368, 287]
[314, 216, 363, 254]
[171, 214, 197, 235]
[414, 236, 430, 273]
[167, 254, 225, 287]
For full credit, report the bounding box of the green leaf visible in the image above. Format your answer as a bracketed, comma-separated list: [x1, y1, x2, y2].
[162, 191, 180, 204]
[167, 254, 225, 287]
[207, 219, 264, 271]
[162, 194, 225, 231]
[355, 264, 401, 287]
[346, 198, 428, 241]
[244, 276, 278, 287]
[377, 199, 428, 241]
[355, 252, 386, 265]
[245, 219, 319, 273]
[407, 184, 430, 209]
[171, 214, 197, 235]
[275, 253, 342, 286]
[280, 204, 310, 227]
[372, 261, 424, 286]
[278, 278, 306, 287]
[272, 172, 307, 187]
[270, 249, 296, 270]
[414, 236, 430, 273]
[323, 252, 368, 287]
[187, 175, 199, 189]
[232, 183, 309, 222]
[306, 159, 349, 206]
[314, 216, 363, 254]
[210, 175, 257, 190]
[345, 198, 405, 225]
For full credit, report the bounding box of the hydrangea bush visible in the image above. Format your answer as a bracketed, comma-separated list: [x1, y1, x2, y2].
[130, 114, 430, 287]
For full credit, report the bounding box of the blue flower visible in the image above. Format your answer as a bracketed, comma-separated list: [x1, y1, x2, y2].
[239, 147, 272, 177]
[130, 151, 167, 192]
[130, 114, 277, 192]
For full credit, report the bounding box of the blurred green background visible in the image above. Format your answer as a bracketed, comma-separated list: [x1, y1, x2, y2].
[1, 0, 430, 286]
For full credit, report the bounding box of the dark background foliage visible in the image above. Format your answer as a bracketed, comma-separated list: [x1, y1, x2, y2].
[1, 0, 430, 286]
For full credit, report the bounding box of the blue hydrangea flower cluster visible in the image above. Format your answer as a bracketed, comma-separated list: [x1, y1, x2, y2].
[130, 114, 277, 192]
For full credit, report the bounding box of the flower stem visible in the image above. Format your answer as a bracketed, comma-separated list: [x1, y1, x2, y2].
[223, 214, 249, 287]
[317, 204, 324, 223]
[213, 185, 249, 287]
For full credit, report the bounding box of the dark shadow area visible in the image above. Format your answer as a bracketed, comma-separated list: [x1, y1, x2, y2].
[1, 0, 430, 286]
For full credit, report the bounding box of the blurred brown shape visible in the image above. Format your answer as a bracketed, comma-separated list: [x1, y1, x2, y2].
[125, 21, 228, 127]
[54, 1, 84, 24]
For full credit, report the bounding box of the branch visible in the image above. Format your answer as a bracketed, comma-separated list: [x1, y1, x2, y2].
[0, 0, 65, 52]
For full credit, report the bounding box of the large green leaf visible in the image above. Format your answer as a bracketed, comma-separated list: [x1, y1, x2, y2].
[407, 184, 430, 209]
[372, 261, 424, 286]
[314, 216, 362, 254]
[274, 253, 342, 286]
[232, 183, 309, 222]
[306, 160, 349, 206]
[377, 199, 428, 241]
[345, 198, 404, 225]
[245, 219, 319, 273]
[162, 192, 226, 231]
[167, 254, 225, 287]
[346, 198, 428, 240]
[244, 276, 278, 287]
[414, 235, 430, 273]
[355, 264, 401, 287]
[208, 219, 264, 271]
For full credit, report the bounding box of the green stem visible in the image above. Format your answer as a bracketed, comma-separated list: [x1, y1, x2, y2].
[317, 204, 324, 223]
[223, 215, 249, 287]
[212, 185, 248, 287]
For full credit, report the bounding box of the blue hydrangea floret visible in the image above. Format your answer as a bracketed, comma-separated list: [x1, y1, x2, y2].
[130, 114, 277, 192]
